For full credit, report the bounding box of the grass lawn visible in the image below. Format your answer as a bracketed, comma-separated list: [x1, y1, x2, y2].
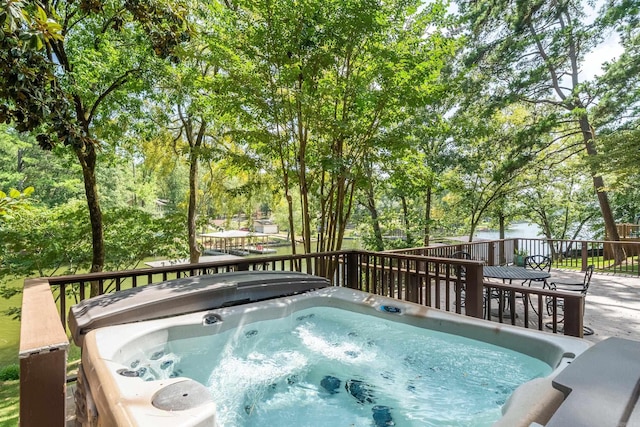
[0, 276, 24, 367]
[0, 380, 19, 427]
[554, 255, 639, 275]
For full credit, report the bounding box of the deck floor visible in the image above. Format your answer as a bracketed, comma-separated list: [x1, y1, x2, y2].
[478, 269, 640, 344]
[576, 270, 640, 344]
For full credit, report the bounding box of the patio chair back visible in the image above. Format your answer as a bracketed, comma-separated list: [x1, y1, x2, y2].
[450, 251, 472, 260]
[524, 255, 551, 272]
[581, 264, 595, 294]
[546, 265, 595, 335]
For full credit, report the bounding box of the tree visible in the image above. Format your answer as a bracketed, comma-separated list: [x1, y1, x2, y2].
[0, 1, 188, 294]
[520, 163, 599, 258]
[443, 105, 535, 241]
[0, 201, 188, 317]
[591, 1, 640, 214]
[402, 108, 456, 246]
[455, 0, 625, 258]
[232, 0, 456, 257]
[360, 158, 386, 251]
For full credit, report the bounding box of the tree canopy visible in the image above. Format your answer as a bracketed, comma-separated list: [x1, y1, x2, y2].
[0, 0, 638, 267]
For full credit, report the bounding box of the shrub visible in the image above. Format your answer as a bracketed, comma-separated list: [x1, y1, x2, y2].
[0, 363, 19, 381]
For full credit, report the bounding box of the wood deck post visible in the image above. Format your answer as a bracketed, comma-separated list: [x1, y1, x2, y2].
[346, 251, 359, 289]
[581, 242, 588, 272]
[488, 241, 496, 266]
[563, 295, 584, 338]
[465, 264, 484, 318]
[19, 278, 69, 427]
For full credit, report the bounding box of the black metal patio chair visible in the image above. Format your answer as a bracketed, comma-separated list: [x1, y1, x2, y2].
[523, 255, 552, 288]
[545, 265, 595, 335]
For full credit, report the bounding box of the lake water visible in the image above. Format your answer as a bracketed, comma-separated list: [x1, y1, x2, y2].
[473, 222, 543, 241]
[263, 224, 542, 255]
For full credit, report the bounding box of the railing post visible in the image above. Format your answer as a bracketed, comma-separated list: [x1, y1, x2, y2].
[19, 278, 69, 427]
[563, 295, 584, 338]
[464, 264, 484, 318]
[581, 241, 588, 272]
[346, 251, 359, 289]
[488, 241, 496, 266]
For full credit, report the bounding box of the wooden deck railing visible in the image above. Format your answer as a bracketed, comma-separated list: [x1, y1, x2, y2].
[19, 248, 585, 426]
[514, 238, 640, 276]
[617, 223, 640, 239]
[386, 239, 517, 266]
[390, 238, 640, 276]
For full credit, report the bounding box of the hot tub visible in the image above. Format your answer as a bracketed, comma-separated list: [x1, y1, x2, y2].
[69, 271, 590, 426]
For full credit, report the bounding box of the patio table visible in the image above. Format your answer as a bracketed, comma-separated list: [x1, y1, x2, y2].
[483, 266, 551, 282]
[483, 266, 551, 318]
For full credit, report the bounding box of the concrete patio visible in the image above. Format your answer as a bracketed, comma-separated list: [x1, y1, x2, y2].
[487, 269, 640, 344]
[578, 270, 640, 344]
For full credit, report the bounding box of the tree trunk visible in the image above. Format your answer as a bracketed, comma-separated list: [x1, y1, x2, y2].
[423, 186, 432, 247]
[76, 146, 104, 297]
[17, 148, 25, 190]
[468, 221, 477, 243]
[286, 193, 297, 255]
[366, 184, 384, 251]
[188, 147, 201, 263]
[400, 195, 412, 246]
[578, 114, 625, 263]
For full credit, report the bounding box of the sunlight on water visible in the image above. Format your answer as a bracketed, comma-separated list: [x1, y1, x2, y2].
[128, 307, 552, 426]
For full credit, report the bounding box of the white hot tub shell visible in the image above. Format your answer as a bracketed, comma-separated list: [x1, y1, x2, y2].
[69, 271, 591, 427]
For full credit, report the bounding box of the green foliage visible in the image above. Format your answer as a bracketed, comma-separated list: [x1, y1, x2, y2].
[0, 286, 19, 300]
[520, 164, 600, 240]
[231, 0, 457, 252]
[0, 0, 191, 276]
[0, 364, 19, 381]
[0, 202, 189, 317]
[441, 105, 536, 239]
[102, 208, 189, 271]
[0, 0, 636, 276]
[0, 186, 33, 219]
[453, 0, 637, 242]
[0, 125, 84, 207]
[0, 202, 189, 279]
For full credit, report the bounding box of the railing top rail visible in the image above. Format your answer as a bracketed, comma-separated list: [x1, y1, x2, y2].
[44, 250, 485, 286]
[384, 236, 640, 246]
[356, 250, 486, 265]
[45, 251, 349, 285]
[384, 239, 516, 254]
[19, 278, 69, 357]
[518, 237, 640, 245]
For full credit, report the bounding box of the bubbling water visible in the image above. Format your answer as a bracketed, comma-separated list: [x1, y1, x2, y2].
[128, 307, 551, 426]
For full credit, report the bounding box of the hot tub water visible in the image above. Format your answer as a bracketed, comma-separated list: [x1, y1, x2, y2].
[124, 307, 551, 427]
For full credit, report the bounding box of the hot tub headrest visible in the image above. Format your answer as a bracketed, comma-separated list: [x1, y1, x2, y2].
[68, 271, 330, 346]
